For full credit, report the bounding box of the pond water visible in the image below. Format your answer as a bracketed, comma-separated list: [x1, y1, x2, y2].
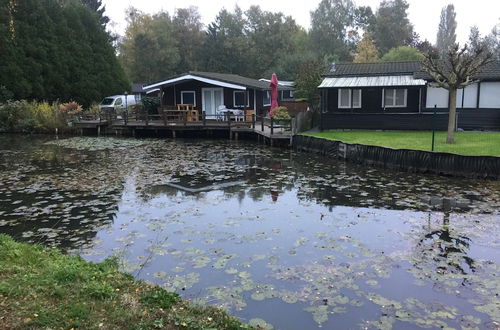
[1, 135, 499, 329]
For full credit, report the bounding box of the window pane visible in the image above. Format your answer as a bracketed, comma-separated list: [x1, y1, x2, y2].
[263, 91, 270, 105]
[282, 90, 293, 99]
[182, 92, 195, 105]
[395, 89, 406, 106]
[339, 89, 350, 107]
[352, 89, 361, 107]
[384, 89, 394, 106]
[234, 91, 245, 106]
[115, 98, 123, 106]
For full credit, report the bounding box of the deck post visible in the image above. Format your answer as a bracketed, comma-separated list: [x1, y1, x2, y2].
[172, 130, 176, 139]
[97, 125, 101, 137]
[270, 117, 274, 135]
[184, 111, 187, 126]
[163, 110, 167, 126]
[252, 114, 255, 129]
[234, 132, 239, 141]
[261, 116, 264, 132]
[202, 112, 206, 127]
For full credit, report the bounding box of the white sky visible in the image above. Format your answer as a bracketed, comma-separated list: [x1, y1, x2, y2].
[103, 0, 500, 44]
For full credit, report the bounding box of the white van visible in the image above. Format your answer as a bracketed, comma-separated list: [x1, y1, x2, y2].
[99, 95, 138, 112]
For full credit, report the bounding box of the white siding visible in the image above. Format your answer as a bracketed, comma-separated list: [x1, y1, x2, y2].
[426, 87, 449, 108]
[479, 82, 500, 108]
[462, 83, 478, 108]
[456, 88, 463, 108]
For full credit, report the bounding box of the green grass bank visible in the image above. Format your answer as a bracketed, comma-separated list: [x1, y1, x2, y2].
[303, 131, 500, 157]
[0, 235, 253, 329]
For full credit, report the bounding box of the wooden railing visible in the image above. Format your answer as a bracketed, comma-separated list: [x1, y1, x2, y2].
[255, 115, 292, 135]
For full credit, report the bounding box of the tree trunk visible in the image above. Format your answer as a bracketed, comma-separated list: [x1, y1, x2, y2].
[446, 88, 457, 144]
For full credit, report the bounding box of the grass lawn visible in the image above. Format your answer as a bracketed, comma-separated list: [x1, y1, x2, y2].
[0, 235, 253, 330]
[303, 131, 500, 157]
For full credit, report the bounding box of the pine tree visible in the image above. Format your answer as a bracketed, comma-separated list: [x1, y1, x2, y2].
[353, 34, 379, 63]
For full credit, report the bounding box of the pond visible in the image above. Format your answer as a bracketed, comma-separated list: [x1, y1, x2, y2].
[0, 135, 499, 329]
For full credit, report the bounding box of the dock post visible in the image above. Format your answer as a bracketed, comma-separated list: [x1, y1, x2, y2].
[234, 132, 239, 141]
[97, 125, 101, 137]
[172, 130, 176, 139]
[270, 117, 274, 135]
[132, 128, 136, 137]
[261, 116, 264, 132]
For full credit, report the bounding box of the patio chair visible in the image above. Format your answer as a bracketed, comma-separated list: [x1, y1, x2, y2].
[216, 105, 228, 121]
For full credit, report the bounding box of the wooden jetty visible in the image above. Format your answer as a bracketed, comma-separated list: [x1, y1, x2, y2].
[73, 110, 293, 146]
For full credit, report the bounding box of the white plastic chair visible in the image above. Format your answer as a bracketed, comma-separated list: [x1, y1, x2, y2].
[217, 105, 227, 121]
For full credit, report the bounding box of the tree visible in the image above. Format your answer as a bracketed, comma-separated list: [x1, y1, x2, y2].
[436, 4, 457, 59]
[486, 21, 500, 60]
[172, 7, 205, 72]
[0, 0, 128, 106]
[244, 5, 302, 77]
[119, 8, 180, 82]
[380, 46, 423, 62]
[295, 59, 327, 109]
[353, 34, 379, 63]
[200, 7, 251, 75]
[309, 0, 358, 60]
[81, 0, 110, 27]
[423, 44, 492, 143]
[371, 0, 413, 55]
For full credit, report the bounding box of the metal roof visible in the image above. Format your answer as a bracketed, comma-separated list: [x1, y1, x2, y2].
[324, 61, 422, 77]
[318, 75, 426, 88]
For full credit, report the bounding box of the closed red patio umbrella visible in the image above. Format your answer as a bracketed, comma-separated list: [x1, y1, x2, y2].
[269, 73, 279, 116]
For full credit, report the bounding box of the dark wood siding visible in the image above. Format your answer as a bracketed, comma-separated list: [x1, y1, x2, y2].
[324, 86, 422, 113]
[158, 80, 270, 114]
[457, 109, 500, 130]
[321, 113, 448, 130]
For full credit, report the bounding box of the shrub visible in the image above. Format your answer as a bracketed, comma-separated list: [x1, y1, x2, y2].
[142, 96, 160, 114]
[0, 100, 31, 132]
[271, 106, 292, 121]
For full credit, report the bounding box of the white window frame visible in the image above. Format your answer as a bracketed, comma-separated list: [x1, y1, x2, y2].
[263, 91, 271, 106]
[338, 89, 362, 109]
[383, 88, 407, 108]
[352, 89, 362, 108]
[233, 90, 249, 107]
[180, 90, 196, 106]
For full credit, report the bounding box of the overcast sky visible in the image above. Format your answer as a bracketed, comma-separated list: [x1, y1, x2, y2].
[103, 0, 499, 44]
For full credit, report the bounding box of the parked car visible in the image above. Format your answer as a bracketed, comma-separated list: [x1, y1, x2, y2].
[99, 95, 138, 117]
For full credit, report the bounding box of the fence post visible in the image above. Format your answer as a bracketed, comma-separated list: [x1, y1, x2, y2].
[252, 114, 255, 129]
[431, 105, 436, 152]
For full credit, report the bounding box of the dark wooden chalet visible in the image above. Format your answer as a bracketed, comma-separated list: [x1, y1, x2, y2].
[319, 61, 500, 130]
[143, 71, 293, 118]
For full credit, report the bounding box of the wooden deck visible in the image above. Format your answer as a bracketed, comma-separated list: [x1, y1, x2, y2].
[73, 116, 293, 145]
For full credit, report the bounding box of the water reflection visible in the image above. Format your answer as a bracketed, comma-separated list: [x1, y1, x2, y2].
[0, 136, 499, 329]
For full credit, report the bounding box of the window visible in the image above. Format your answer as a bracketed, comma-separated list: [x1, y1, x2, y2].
[263, 91, 270, 106]
[181, 91, 196, 106]
[134, 94, 142, 102]
[383, 88, 407, 107]
[233, 91, 249, 107]
[338, 89, 361, 109]
[114, 98, 123, 106]
[281, 90, 294, 100]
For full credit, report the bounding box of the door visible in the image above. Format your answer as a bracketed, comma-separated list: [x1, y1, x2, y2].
[202, 88, 224, 116]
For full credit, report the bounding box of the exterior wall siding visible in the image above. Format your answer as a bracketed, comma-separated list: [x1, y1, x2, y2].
[324, 86, 422, 113]
[321, 85, 500, 131]
[321, 113, 448, 130]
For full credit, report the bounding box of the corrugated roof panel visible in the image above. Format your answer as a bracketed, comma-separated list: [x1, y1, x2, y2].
[318, 75, 426, 88]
